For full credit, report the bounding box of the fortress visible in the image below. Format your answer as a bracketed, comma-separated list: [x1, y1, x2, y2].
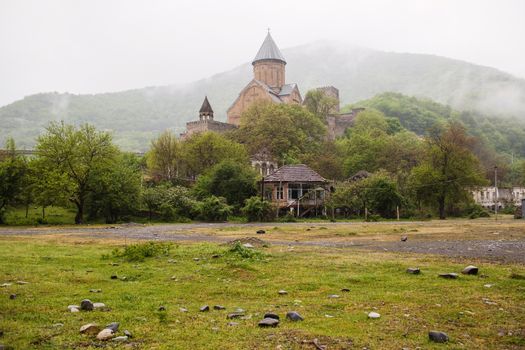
[181, 32, 361, 141]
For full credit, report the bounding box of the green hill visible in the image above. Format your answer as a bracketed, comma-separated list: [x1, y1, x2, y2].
[2, 41, 525, 151]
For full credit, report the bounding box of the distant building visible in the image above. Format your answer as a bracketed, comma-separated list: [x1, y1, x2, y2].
[250, 148, 278, 177]
[180, 96, 236, 139]
[472, 186, 525, 209]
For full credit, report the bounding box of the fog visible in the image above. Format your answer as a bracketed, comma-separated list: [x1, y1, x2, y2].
[0, 0, 524, 107]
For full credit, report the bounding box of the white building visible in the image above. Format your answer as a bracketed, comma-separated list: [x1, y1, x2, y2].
[472, 186, 525, 209]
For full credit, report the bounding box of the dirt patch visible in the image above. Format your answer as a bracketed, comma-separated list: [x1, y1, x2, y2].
[261, 330, 353, 349]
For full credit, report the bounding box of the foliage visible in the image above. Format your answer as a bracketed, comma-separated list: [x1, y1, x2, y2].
[303, 89, 339, 121]
[193, 161, 257, 208]
[181, 132, 248, 177]
[197, 196, 232, 222]
[0, 139, 27, 223]
[110, 242, 172, 262]
[227, 242, 264, 260]
[235, 102, 326, 162]
[241, 196, 274, 222]
[146, 130, 182, 182]
[410, 122, 487, 219]
[142, 184, 198, 221]
[35, 122, 118, 224]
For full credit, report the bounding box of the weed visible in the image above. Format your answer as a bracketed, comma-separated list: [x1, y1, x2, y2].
[110, 242, 172, 262]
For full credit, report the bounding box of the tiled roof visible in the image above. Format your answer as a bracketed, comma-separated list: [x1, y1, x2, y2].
[253, 33, 286, 64]
[263, 164, 326, 183]
[199, 96, 213, 114]
[278, 83, 296, 96]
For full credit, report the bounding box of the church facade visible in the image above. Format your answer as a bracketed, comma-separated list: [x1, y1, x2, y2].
[181, 32, 361, 141]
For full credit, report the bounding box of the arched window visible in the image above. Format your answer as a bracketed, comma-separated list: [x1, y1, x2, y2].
[261, 163, 267, 176]
[269, 164, 275, 174]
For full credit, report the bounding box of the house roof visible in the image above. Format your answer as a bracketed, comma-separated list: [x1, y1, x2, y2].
[253, 33, 286, 65]
[199, 96, 213, 114]
[278, 83, 297, 96]
[263, 164, 326, 183]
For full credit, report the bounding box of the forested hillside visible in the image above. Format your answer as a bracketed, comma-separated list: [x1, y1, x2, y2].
[2, 41, 525, 151]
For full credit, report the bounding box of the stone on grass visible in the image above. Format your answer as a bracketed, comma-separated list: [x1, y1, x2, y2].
[96, 328, 115, 341]
[179, 307, 188, 312]
[110, 275, 118, 280]
[214, 305, 226, 310]
[158, 306, 166, 311]
[80, 299, 94, 311]
[0, 283, 12, 287]
[278, 290, 288, 295]
[200, 305, 210, 312]
[286, 311, 303, 321]
[79, 323, 100, 335]
[16, 281, 29, 285]
[406, 268, 421, 274]
[105, 322, 119, 332]
[341, 288, 350, 292]
[256, 230, 266, 234]
[112, 336, 128, 342]
[228, 322, 239, 327]
[328, 294, 340, 298]
[439, 273, 459, 279]
[484, 284, 493, 288]
[368, 312, 381, 319]
[258, 318, 279, 327]
[462, 265, 479, 275]
[124, 330, 132, 338]
[227, 313, 244, 319]
[401, 236, 408, 242]
[264, 313, 280, 320]
[234, 308, 245, 313]
[9, 294, 16, 300]
[93, 302, 106, 309]
[428, 331, 449, 343]
[70, 307, 80, 313]
[89, 289, 101, 293]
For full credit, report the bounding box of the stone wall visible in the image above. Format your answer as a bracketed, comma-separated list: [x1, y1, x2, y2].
[227, 82, 274, 125]
[253, 60, 285, 88]
[181, 120, 237, 139]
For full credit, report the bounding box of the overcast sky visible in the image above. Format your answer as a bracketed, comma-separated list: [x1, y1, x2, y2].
[1, 0, 524, 106]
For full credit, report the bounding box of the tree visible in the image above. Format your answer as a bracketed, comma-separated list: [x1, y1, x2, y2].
[146, 131, 182, 182]
[0, 138, 27, 223]
[241, 196, 274, 222]
[193, 161, 258, 209]
[181, 132, 248, 177]
[235, 102, 326, 162]
[35, 122, 118, 224]
[303, 89, 338, 121]
[410, 122, 487, 219]
[197, 196, 232, 222]
[29, 160, 69, 219]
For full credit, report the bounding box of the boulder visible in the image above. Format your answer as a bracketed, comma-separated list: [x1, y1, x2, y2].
[401, 236, 408, 242]
[124, 330, 133, 338]
[439, 273, 459, 279]
[286, 311, 303, 321]
[256, 230, 266, 234]
[9, 294, 16, 300]
[368, 312, 381, 319]
[264, 313, 279, 320]
[105, 322, 119, 332]
[428, 331, 449, 343]
[79, 323, 100, 335]
[200, 305, 210, 312]
[278, 290, 288, 295]
[462, 265, 479, 275]
[258, 318, 279, 327]
[93, 302, 106, 309]
[406, 268, 421, 274]
[96, 328, 114, 341]
[227, 313, 244, 319]
[214, 305, 226, 310]
[80, 299, 94, 311]
[112, 336, 128, 342]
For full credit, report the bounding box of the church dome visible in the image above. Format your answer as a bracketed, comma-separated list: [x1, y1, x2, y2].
[252, 32, 286, 65]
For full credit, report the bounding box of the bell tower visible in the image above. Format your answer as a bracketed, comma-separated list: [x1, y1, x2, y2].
[252, 32, 286, 90]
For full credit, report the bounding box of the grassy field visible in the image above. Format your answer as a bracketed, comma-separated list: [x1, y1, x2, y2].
[0, 229, 524, 349]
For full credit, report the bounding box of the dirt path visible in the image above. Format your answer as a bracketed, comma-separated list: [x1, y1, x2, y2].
[1, 222, 524, 264]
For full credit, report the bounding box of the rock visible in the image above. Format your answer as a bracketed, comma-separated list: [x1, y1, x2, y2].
[228, 322, 239, 326]
[112, 336, 128, 342]
[234, 308, 245, 313]
[428, 331, 449, 343]
[158, 306, 166, 311]
[341, 288, 350, 292]
[79, 323, 100, 335]
[167, 259, 176, 263]
[105, 322, 119, 332]
[484, 284, 493, 288]
[16, 281, 28, 285]
[328, 294, 340, 298]
[286, 311, 303, 321]
[110, 275, 118, 280]
[256, 230, 266, 234]
[462, 265, 479, 275]
[66, 305, 78, 312]
[93, 302, 106, 309]
[52, 323, 64, 328]
[170, 275, 177, 280]
[9, 294, 16, 300]
[242, 243, 254, 248]
[200, 305, 210, 312]
[179, 307, 188, 312]
[368, 312, 381, 319]
[439, 273, 459, 279]
[96, 328, 114, 341]
[212, 254, 220, 258]
[258, 318, 279, 327]
[80, 299, 94, 311]
[278, 290, 288, 295]
[214, 305, 226, 310]
[401, 236, 408, 242]
[193, 258, 200, 262]
[70, 307, 80, 313]
[227, 313, 244, 319]
[110, 262, 119, 266]
[89, 289, 102, 293]
[407, 267, 421, 274]
[124, 330, 132, 338]
[264, 313, 280, 320]
[0, 283, 12, 287]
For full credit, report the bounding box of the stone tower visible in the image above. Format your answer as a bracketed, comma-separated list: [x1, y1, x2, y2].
[199, 96, 214, 120]
[252, 32, 286, 90]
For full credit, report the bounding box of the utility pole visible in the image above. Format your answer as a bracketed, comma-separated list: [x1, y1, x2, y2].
[494, 166, 498, 221]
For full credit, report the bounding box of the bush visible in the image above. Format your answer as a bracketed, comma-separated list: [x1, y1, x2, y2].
[197, 196, 232, 222]
[278, 213, 297, 222]
[465, 204, 490, 219]
[241, 196, 274, 222]
[227, 242, 264, 260]
[110, 242, 172, 262]
[366, 214, 380, 222]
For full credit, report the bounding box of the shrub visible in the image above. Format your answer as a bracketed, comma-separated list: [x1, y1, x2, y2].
[227, 242, 264, 260]
[366, 214, 380, 222]
[197, 196, 232, 222]
[110, 242, 172, 262]
[278, 213, 297, 222]
[464, 204, 490, 219]
[241, 196, 274, 222]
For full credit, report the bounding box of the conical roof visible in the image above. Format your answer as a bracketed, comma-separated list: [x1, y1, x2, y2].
[199, 96, 213, 114]
[252, 33, 286, 65]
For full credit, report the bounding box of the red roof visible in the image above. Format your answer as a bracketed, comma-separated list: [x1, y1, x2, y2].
[263, 164, 326, 183]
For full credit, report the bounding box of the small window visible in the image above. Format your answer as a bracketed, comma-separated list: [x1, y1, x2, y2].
[288, 184, 301, 200]
[276, 185, 284, 200]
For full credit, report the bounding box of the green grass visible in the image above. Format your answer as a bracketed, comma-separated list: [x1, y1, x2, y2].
[0, 237, 524, 349]
[3, 206, 77, 225]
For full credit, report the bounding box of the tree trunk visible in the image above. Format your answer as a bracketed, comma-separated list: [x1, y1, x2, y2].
[75, 201, 84, 224]
[438, 196, 446, 220]
[25, 203, 29, 218]
[42, 206, 46, 219]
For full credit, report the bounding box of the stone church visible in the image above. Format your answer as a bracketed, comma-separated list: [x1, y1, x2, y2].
[181, 32, 361, 141]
